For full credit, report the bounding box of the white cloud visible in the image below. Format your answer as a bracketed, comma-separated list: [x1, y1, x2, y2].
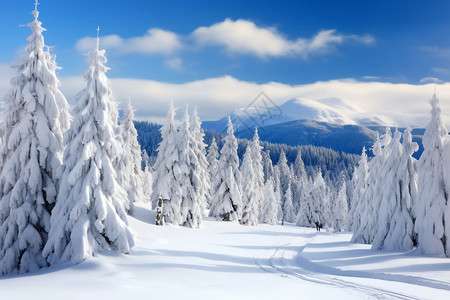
[192, 19, 374, 58]
[164, 57, 183, 70]
[362, 75, 380, 80]
[1, 62, 446, 128]
[75, 28, 182, 55]
[54, 75, 450, 128]
[419, 77, 442, 84]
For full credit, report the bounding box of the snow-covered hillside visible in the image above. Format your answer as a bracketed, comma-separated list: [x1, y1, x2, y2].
[1, 203, 449, 300]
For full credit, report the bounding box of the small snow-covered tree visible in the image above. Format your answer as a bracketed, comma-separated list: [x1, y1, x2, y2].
[276, 151, 292, 224]
[240, 144, 259, 226]
[416, 93, 449, 256]
[292, 150, 307, 215]
[277, 151, 291, 195]
[119, 101, 145, 209]
[249, 128, 264, 216]
[209, 117, 242, 221]
[297, 171, 327, 228]
[43, 33, 134, 265]
[332, 181, 348, 232]
[283, 183, 295, 223]
[150, 103, 182, 225]
[179, 108, 202, 228]
[142, 163, 153, 203]
[0, 3, 70, 274]
[262, 150, 274, 183]
[310, 171, 328, 226]
[260, 178, 278, 225]
[296, 177, 315, 227]
[206, 138, 219, 208]
[189, 107, 209, 216]
[346, 147, 369, 231]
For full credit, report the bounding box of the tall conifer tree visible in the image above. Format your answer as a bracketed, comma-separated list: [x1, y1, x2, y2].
[0, 2, 70, 274]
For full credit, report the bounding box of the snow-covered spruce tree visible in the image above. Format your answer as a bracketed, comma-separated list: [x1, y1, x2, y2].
[276, 151, 292, 224]
[206, 137, 219, 208]
[352, 129, 391, 244]
[372, 129, 417, 250]
[189, 107, 209, 216]
[416, 93, 449, 256]
[296, 170, 328, 228]
[43, 34, 134, 265]
[250, 128, 264, 215]
[274, 166, 284, 221]
[283, 183, 295, 223]
[119, 101, 145, 208]
[142, 162, 153, 203]
[240, 144, 258, 226]
[0, 3, 70, 274]
[260, 178, 278, 225]
[296, 177, 315, 227]
[346, 147, 369, 231]
[262, 150, 274, 183]
[150, 103, 182, 225]
[209, 117, 242, 221]
[332, 180, 348, 232]
[292, 150, 307, 215]
[179, 108, 202, 228]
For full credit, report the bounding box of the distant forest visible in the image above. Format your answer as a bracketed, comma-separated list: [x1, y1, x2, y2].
[134, 121, 359, 184]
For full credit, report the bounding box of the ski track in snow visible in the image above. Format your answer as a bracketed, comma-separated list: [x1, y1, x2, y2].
[252, 230, 449, 299]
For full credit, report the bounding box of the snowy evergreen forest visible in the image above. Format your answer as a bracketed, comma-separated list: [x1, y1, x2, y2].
[1, 2, 450, 278]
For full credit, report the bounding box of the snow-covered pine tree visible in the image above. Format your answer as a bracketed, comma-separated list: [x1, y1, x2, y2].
[179, 108, 202, 228]
[352, 129, 391, 244]
[296, 177, 315, 227]
[240, 144, 259, 226]
[260, 177, 278, 225]
[332, 180, 348, 232]
[150, 103, 182, 225]
[209, 117, 242, 221]
[416, 93, 449, 256]
[296, 169, 327, 228]
[262, 150, 274, 183]
[346, 147, 369, 231]
[142, 149, 151, 170]
[0, 2, 71, 274]
[292, 150, 307, 215]
[310, 170, 328, 227]
[189, 107, 209, 216]
[142, 163, 153, 203]
[372, 129, 417, 250]
[250, 128, 264, 217]
[206, 137, 219, 208]
[42, 31, 134, 265]
[119, 101, 145, 208]
[274, 166, 284, 221]
[283, 183, 295, 223]
[276, 151, 292, 224]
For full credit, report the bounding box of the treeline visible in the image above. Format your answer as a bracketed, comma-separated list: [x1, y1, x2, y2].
[135, 121, 359, 185]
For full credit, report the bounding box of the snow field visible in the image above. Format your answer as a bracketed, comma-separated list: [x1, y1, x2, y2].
[1, 203, 449, 300]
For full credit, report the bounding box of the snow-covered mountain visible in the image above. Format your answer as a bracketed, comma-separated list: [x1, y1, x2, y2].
[203, 97, 393, 134]
[202, 98, 424, 158]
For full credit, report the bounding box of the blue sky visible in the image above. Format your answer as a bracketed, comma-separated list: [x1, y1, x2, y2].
[1, 0, 450, 124]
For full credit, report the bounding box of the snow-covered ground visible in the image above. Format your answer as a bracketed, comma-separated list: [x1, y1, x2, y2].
[1, 203, 449, 300]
